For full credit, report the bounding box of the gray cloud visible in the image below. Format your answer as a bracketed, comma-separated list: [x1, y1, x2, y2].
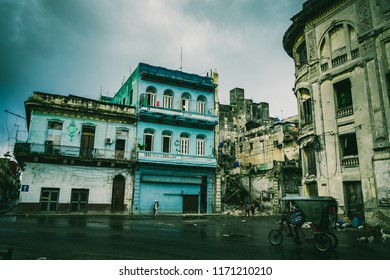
[0, 0, 305, 154]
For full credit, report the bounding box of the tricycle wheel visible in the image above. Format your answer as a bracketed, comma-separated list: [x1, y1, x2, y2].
[326, 231, 338, 249]
[268, 230, 283, 246]
[313, 232, 332, 252]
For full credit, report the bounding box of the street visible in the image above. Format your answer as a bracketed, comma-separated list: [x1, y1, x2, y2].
[0, 214, 389, 260]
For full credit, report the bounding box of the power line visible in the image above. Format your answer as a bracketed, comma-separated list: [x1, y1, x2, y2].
[5, 110, 26, 120]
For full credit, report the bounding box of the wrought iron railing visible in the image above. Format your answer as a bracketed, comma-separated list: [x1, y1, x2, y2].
[138, 150, 216, 167]
[14, 142, 136, 161]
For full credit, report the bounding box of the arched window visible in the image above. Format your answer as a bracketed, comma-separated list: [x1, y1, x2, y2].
[197, 96, 206, 114]
[163, 90, 173, 109]
[162, 131, 172, 153]
[295, 41, 307, 68]
[144, 86, 156, 106]
[180, 133, 190, 154]
[319, 22, 359, 71]
[196, 135, 205, 156]
[181, 93, 190, 111]
[143, 129, 154, 151]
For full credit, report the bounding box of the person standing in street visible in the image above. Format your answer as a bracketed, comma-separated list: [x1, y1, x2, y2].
[153, 200, 159, 218]
[250, 203, 255, 219]
[244, 202, 251, 219]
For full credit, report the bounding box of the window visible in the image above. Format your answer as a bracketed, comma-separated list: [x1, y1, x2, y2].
[181, 93, 190, 111]
[143, 87, 156, 106]
[305, 148, 317, 176]
[340, 133, 358, 157]
[259, 141, 264, 152]
[249, 143, 253, 150]
[335, 79, 353, 117]
[197, 96, 206, 114]
[296, 41, 307, 67]
[180, 133, 190, 154]
[386, 73, 390, 105]
[48, 120, 63, 130]
[162, 131, 172, 153]
[143, 129, 154, 151]
[129, 89, 133, 105]
[196, 135, 205, 156]
[320, 23, 359, 71]
[303, 98, 313, 124]
[46, 120, 63, 154]
[163, 90, 173, 109]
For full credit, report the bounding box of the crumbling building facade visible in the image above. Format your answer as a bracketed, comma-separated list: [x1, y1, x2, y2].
[218, 88, 301, 212]
[283, 0, 390, 226]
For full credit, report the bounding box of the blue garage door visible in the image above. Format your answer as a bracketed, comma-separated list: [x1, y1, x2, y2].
[139, 182, 199, 214]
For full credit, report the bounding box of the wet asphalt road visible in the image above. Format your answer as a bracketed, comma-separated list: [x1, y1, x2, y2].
[0, 214, 389, 260]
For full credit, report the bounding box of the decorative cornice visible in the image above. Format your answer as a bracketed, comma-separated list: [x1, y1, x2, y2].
[306, 0, 353, 29]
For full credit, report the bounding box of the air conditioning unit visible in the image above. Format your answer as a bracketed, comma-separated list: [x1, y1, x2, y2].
[105, 138, 112, 144]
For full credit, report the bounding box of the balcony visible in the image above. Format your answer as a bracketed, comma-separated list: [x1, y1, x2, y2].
[332, 54, 348, 67]
[337, 106, 353, 118]
[137, 150, 217, 168]
[14, 142, 135, 167]
[341, 155, 359, 168]
[138, 105, 218, 128]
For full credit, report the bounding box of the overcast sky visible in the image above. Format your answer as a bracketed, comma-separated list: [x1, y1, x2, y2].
[0, 0, 305, 156]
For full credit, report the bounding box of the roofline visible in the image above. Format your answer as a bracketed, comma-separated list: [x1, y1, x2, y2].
[283, 0, 341, 57]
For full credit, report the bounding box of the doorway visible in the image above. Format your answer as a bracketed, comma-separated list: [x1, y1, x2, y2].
[112, 175, 125, 212]
[344, 181, 364, 223]
[40, 188, 60, 212]
[115, 139, 125, 159]
[183, 195, 198, 213]
[70, 189, 89, 212]
[80, 125, 95, 158]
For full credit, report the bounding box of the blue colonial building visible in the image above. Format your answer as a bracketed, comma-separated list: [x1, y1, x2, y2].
[102, 63, 218, 214]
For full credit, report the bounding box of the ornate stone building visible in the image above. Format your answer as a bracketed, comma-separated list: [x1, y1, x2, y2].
[283, 0, 390, 226]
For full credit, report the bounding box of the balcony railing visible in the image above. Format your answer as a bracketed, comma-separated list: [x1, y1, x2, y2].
[14, 142, 136, 162]
[139, 105, 218, 124]
[332, 54, 348, 67]
[341, 156, 359, 167]
[138, 150, 217, 167]
[337, 106, 353, 118]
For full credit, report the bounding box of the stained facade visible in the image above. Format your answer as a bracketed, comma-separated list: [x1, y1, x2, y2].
[283, 0, 390, 226]
[14, 63, 219, 215]
[14, 92, 136, 213]
[101, 63, 218, 214]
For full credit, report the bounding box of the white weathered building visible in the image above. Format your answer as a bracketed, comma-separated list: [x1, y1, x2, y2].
[283, 0, 390, 226]
[14, 92, 136, 213]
